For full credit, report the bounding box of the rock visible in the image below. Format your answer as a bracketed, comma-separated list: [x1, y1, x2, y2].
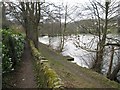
[64, 56, 74, 61]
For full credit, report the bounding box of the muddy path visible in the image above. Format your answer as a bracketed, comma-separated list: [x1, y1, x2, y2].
[3, 41, 37, 88]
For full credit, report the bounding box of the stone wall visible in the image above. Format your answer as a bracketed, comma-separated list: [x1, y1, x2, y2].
[29, 40, 64, 88]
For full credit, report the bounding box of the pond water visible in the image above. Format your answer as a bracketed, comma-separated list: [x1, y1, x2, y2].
[39, 34, 120, 73]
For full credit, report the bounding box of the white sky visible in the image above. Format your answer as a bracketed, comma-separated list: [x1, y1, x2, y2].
[1, 0, 103, 4]
[46, 0, 87, 4]
[1, 0, 87, 3]
[46, 0, 91, 6]
[1, 0, 119, 22]
[1, 0, 119, 5]
[46, 0, 119, 7]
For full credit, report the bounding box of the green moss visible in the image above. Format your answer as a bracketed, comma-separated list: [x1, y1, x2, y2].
[29, 40, 64, 88]
[40, 62, 63, 88]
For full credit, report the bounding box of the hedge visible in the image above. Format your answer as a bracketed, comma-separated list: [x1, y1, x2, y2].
[2, 29, 25, 73]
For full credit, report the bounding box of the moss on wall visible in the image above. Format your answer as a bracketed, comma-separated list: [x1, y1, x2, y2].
[29, 40, 64, 89]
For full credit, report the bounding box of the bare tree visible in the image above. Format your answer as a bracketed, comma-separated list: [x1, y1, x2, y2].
[71, 0, 119, 74]
[91, 0, 110, 73]
[6, 1, 45, 48]
[59, 4, 68, 52]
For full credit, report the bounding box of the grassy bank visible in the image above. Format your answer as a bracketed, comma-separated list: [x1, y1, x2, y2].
[38, 42, 120, 88]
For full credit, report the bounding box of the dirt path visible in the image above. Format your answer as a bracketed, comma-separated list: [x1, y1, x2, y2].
[4, 42, 37, 88]
[39, 42, 119, 88]
[13, 42, 37, 88]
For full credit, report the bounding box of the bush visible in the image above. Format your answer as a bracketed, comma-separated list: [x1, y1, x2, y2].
[2, 29, 25, 73]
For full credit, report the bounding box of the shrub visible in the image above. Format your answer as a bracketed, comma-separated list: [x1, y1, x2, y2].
[2, 29, 25, 73]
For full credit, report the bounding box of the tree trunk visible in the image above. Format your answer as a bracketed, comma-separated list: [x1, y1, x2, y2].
[108, 62, 120, 80]
[59, 5, 67, 52]
[2, 2, 8, 29]
[92, 2, 109, 73]
[26, 22, 38, 49]
[93, 43, 104, 73]
[107, 46, 114, 77]
[118, 17, 120, 33]
[20, 2, 41, 49]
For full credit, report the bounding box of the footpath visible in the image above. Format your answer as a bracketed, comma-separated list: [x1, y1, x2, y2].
[3, 42, 37, 88]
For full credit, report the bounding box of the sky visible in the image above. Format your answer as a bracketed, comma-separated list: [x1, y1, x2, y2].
[46, 0, 87, 4]
[1, 0, 87, 3]
[1, 0, 103, 4]
[1, 0, 119, 22]
[45, 0, 91, 6]
[1, 0, 118, 5]
[45, 0, 112, 6]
